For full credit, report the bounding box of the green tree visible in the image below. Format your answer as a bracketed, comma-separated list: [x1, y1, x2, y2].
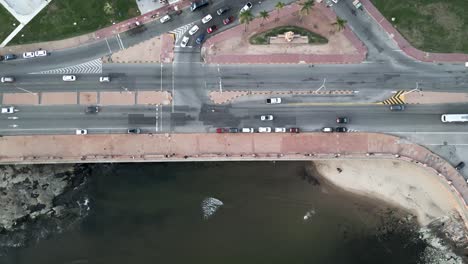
[259, 10, 269, 27]
[332, 17, 347, 31]
[275, 2, 285, 21]
[299, 0, 314, 20]
[239, 10, 254, 32]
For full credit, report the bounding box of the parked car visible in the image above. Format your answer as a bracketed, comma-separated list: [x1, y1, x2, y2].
[275, 127, 286, 133]
[260, 115, 274, 121]
[455, 162, 465, 171]
[23, 52, 35, 59]
[240, 2, 252, 13]
[229, 127, 238, 133]
[190, 0, 209, 12]
[216, 7, 230, 15]
[196, 34, 206, 45]
[34, 50, 47, 57]
[181, 36, 190, 47]
[336, 117, 348, 124]
[390, 104, 405, 111]
[335, 127, 348, 132]
[289, 127, 300, 133]
[85, 106, 100, 114]
[1, 77, 15, 83]
[0, 55, 3, 61]
[99, 76, 110, 82]
[3, 54, 16, 60]
[207, 25, 217, 33]
[76, 129, 88, 135]
[202, 14, 212, 24]
[216, 128, 227, 133]
[62, 75, 76, 82]
[1, 106, 15, 114]
[259, 127, 271, 133]
[189, 25, 199, 35]
[223, 16, 234, 25]
[266, 98, 282, 104]
[160, 14, 171, 23]
[322, 127, 334, 133]
[242, 128, 254, 133]
[128, 128, 141, 134]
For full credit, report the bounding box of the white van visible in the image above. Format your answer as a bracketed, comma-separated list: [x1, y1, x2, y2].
[441, 114, 468, 123]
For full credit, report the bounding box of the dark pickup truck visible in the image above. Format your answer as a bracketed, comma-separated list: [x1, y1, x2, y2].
[190, 0, 209, 11]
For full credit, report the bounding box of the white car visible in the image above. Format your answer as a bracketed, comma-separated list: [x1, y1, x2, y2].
[160, 15, 171, 23]
[34, 50, 47, 56]
[76, 129, 88, 135]
[260, 115, 274, 121]
[241, 128, 254, 133]
[1, 106, 15, 114]
[331, 0, 339, 3]
[266, 98, 282, 104]
[202, 14, 212, 24]
[63, 75, 76, 82]
[275, 127, 286, 133]
[259, 127, 271, 133]
[189, 25, 199, 35]
[181, 36, 190, 47]
[1, 77, 15, 83]
[23, 52, 35, 59]
[240, 2, 252, 13]
[99, 76, 110, 82]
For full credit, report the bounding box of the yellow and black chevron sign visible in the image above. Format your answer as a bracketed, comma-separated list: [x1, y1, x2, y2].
[381, 90, 405, 105]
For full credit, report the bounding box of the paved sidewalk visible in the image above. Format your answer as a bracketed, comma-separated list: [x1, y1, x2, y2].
[361, 0, 468, 63]
[203, 2, 367, 64]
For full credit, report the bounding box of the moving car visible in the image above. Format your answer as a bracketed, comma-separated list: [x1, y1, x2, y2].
[196, 34, 206, 45]
[260, 115, 274, 121]
[336, 117, 348, 124]
[289, 127, 300, 133]
[390, 104, 405, 111]
[62, 75, 76, 82]
[455, 162, 465, 171]
[266, 98, 282, 104]
[201, 14, 212, 24]
[223, 16, 234, 25]
[76, 129, 88, 135]
[240, 2, 252, 13]
[322, 127, 333, 133]
[23, 52, 35, 59]
[207, 25, 217, 33]
[216, 7, 230, 15]
[1, 106, 15, 114]
[86, 106, 100, 114]
[189, 25, 199, 35]
[1, 77, 15, 83]
[34, 50, 47, 56]
[128, 128, 141, 134]
[258, 127, 271, 133]
[335, 127, 348, 132]
[275, 127, 286, 133]
[242, 128, 254, 133]
[99, 76, 110, 82]
[180, 36, 190, 47]
[190, 0, 209, 12]
[160, 15, 171, 23]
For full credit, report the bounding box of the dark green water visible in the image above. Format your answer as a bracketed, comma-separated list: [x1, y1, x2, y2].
[6, 162, 429, 264]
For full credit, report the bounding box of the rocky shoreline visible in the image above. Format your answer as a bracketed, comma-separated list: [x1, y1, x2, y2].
[0, 164, 91, 256]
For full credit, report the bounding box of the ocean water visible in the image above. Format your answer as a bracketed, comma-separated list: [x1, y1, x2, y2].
[4, 162, 432, 264]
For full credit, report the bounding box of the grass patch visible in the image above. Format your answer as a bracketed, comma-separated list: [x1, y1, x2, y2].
[371, 0, 468, 53]
[0, 5, 19, 43]
[249, 26, 327, 45]
[9, 0, 139, 45]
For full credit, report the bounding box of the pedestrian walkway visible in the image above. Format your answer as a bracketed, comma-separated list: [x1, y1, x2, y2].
[361, 0, 468, 63]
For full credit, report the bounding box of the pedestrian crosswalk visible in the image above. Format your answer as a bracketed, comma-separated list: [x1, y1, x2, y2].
[31, 59, 103, 74]
[169, 22, 194, 43]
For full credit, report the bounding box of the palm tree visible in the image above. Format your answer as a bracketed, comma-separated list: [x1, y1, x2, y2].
[275, 2, 285, 21]
[332, 17, 347, 31]
[259, 10, 269, 27]
[299, 0, 314, 20]
[239, 10, 254, 32]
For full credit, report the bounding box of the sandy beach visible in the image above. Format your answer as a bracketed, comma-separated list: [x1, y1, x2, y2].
[314, 159, 467, 227]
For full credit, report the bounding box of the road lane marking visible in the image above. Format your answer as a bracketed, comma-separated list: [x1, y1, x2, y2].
[116, 34, 125, 50]
[105, 38, 112, 54]
[287, 102, 380, 106]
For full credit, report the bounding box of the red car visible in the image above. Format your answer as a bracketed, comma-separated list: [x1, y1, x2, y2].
[223, 16, 234, 25]
[207, 25, 217, 33]
[216, 128, 227, 133]
[288, 128, 300, 133]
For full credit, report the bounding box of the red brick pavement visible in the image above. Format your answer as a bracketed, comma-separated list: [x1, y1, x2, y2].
[203, 3, 367, 64]
[0, 133, 466, 213]
[361, 0, 468, 63]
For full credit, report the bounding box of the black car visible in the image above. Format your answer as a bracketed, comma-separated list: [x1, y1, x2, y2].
[390, 104, 405, 111]
[455, 162, 465, 171]
[85, 105, 100, 114]
[335, 127, 348, 133]
[336, 117, 348, 124]
[229, 128, 238, 133]
[128, 128, 141, 134]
